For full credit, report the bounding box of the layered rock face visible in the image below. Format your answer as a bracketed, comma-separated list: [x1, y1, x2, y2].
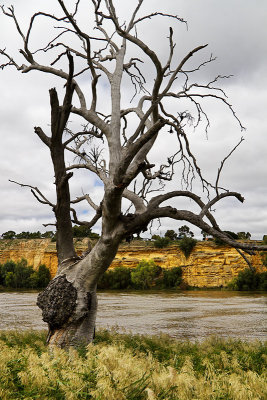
[112, 241, 265, 287]
[0, 239, 265, 287]
[0, 239, 58, 278]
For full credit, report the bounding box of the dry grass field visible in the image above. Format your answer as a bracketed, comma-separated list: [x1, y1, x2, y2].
[0, 330, 266, 399]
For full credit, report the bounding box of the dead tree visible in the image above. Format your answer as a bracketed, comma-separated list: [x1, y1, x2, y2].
[1, 0, 266, 347]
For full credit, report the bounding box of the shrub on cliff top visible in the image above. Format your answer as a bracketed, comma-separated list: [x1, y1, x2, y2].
[1, 230, 16, 239]
[154, 236, 170, 248]
[178, 237, 197, 258]
[164, 229, 178, 241]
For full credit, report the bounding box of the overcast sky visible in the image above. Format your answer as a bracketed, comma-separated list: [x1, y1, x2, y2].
[0, 0, 266, 239]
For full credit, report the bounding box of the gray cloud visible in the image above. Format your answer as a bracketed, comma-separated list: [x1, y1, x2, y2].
[0, 0, 266, 239]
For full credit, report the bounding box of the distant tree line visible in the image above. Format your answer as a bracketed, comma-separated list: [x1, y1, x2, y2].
[72, 225, 100, 239]
[1, 226, 100, 240]
[150, 226, 259, 250]
[0, 259, 51, 289]
[1, 225, 263, 260]
[1, 230, 55, 240]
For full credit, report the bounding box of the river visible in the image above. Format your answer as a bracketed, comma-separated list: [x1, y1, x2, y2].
[0, 290, 266, 341]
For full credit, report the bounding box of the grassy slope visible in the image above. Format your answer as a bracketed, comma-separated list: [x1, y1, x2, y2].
[0, 330, 266, 399]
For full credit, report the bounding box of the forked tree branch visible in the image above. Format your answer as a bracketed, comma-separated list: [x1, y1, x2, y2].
[9, 180, 55, 208]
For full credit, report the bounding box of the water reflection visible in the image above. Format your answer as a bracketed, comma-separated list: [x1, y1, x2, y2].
[0, 290, 266, 340]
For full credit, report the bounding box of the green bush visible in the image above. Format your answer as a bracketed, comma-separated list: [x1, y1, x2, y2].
[154, 237, 170, 248]
[178, 225, 194, 238]
[164, 230, 177, 241]
[178, 237, 197, 258]
[258, 271, 267, 290]
[0, 259, 51, 289]
[131, 260, 162, 289]
[98, 266, 132, 289]
[98, 263, 184, 290]
[37, 264, 51, 287]
[1, 230, 16, 239]
[0, 260, 16, 285]
[227, 268, 267, 291]
[261, 252, 267, 267]
[14, 259, 34, 288]
[5, 271, 16, 287]
[162, 267, 182, 288]
[235, 268, 259, 290]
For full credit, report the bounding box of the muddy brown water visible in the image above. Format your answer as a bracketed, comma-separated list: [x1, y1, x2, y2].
[0, 290, 266, 341]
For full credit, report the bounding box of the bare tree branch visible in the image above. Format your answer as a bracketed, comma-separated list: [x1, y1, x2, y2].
[9, 179, 55, 207]
[43, 222, 56, 227]
[215, 137, 245, 195]
[71, 204, 102, 229]
[71, 194, 99, 211]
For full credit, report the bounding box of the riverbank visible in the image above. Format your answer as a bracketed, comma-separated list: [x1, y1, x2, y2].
[0, 239, 265, 287]
[0, 330, 266, 399]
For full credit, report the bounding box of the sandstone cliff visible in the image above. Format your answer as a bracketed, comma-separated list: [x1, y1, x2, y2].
[0, 239, 265, 287]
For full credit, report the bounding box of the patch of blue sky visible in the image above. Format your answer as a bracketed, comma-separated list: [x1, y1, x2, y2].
[94, 180, 104, 187]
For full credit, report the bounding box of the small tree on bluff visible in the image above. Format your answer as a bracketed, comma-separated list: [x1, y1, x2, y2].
[165, 230, 178, 241]
[1, 0, 267, 348]
[178, 225, 194, 239]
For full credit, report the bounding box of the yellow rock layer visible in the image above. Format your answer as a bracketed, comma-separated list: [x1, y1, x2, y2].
[0, 239, 265, 288]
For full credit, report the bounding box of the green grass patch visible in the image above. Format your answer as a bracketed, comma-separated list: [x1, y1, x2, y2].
[0, 330, 266, 399]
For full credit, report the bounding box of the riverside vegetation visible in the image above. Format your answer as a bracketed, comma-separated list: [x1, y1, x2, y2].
[0, 257, 267, 291]
[98, 260, 183, 290]
[0, 330, 266, 399]
[0, 259, 51, 289]
[227, 268, 267, 291]
[100, 262, 267, 291]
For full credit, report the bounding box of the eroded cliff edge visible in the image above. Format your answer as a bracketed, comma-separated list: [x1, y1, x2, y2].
[0, 239, 265, 288]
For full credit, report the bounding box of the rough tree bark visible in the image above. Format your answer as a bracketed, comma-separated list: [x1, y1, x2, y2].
[1, 0, 267, 347]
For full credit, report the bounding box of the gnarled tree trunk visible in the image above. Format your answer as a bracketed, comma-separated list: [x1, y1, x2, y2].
[37, 237, 120, 347]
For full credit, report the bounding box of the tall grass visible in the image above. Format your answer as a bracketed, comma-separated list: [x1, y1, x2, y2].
[0, 330, 266, 399]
